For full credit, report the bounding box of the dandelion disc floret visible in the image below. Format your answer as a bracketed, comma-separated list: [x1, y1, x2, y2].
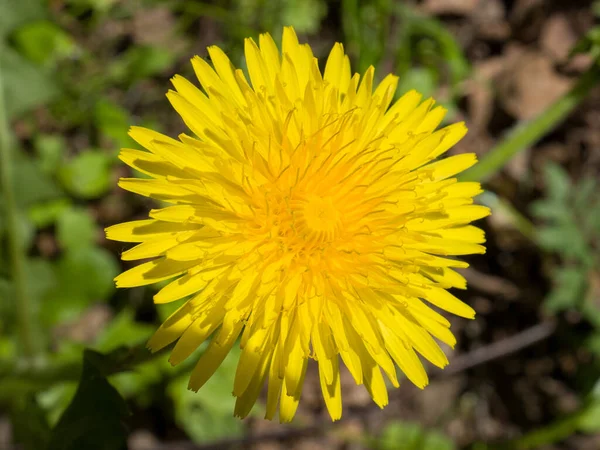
[106, 26, 490, 422]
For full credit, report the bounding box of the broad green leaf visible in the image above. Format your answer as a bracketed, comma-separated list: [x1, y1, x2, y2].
[110, 46, 176, 86]
[95, 309, 154, 352]
[46, 349, 129, 450]
[28, 198, 71, 228]
[34, 134, 66, 175]
[58, 149, 113, 199]
[397, 67, 437, 98]
[10, 395, 51, 450]
[12, 152, 62, 207]
[282, 0, 327, 34]
[56, 207, 97, 250]
[0, 0, 45, 37]
[12, 20, 76, 65]
[1, 258, 55, 337]
[94, 99, 133, 148]
[37, 383, 78, 428]
[94, 310, 158, 402]
[168, 346, 244, 443]
[42, 247, 118, 325]
[0, 44, 58, 118]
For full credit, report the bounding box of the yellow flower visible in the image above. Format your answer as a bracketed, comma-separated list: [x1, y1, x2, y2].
[106, 26, 490, 422]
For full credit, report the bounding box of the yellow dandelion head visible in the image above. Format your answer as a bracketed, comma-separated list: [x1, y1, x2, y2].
[106, 26, 490, 422]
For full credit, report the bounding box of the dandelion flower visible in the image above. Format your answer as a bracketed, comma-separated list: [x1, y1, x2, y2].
[106, 26, 490, 422]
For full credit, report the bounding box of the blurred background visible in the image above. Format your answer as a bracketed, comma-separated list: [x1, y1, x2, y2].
[1, 0, 600, 449]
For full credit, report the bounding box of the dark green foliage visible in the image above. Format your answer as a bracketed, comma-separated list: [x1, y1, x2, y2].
[10, 395, 52, 450]
[46, 350, 130, 450]
[531, 162, 600, 314]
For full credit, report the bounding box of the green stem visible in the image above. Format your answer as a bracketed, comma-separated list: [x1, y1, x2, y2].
[461, 64, 600, 183]
[0, 51, 37, 360]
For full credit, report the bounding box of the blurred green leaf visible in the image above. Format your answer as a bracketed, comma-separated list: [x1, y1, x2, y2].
[0, 258, 55, 336]
[393, 5, 470, 93]
[530, 199, 569, 222]
[577, 381, 600, 433]
[10, 394, 51, 450]
[375, 421, 455, 450]
[0, 44, 58, 118]
[42, 247, 118, 325]
[47, 349, 129, 450]
[34, 134, 66, 175]
[109, 46, 176, 87]
[96, 309, 154, 352]
[545, 267, 587, 312]
[27, 257, 58, 306]
[58, 149, 113, 199]
[0, 0, 45, 37]
[542, 162, 571, 202]
[168, 346, 244, 443]
[12, 152, 62, 207]
[94, 99, 133, 148]
[56, 207, 97, 250]
[397, 67, 437, 98]
[12, 20, 76, 65]
[282, 0, 327, 34]
[37, 383, 78, 428]
[578, 401, 600, 433]
[28, 198, 71, 229]
[569, 26, 600, 61]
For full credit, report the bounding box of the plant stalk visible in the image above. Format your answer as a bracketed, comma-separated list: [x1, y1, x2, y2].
[461, 63, 600, 183]
[0, 55, 37, 360]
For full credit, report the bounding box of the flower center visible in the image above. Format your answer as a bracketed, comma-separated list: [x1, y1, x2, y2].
[288, 194, 342, 247]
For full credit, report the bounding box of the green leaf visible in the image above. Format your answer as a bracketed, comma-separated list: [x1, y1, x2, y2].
[47, 349, 130, 450]
[397, 67, 437, 98]
[12, 20, 76, 65]
[282, 0, 327, 34]
[0, 0, 45, 37]
[10, 394, 51, 450]
[94, 99, 133, 148]
[42, 247, 118, 326]
[536, 226, 573, 253]
[28, 198, 71, 228]
[34, 134, 66, 175]
[530, 199, 568, 222]
[12, 152, 63, 207]
[578, 381, 600, 433]
[95, 310, 154, 352]
[543, 162, 571, 202]
[1, 258, 56, 337]
[545, 267, 587, 312]
[0, 44, 59, 118]
[56, 207, 97, 250]
[168, 346, 244, 443]
[569, 26, 600, 61]
[58, 149, 114, 199]
[578, 401, 600, 433]
[110, 46, 176, 86]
